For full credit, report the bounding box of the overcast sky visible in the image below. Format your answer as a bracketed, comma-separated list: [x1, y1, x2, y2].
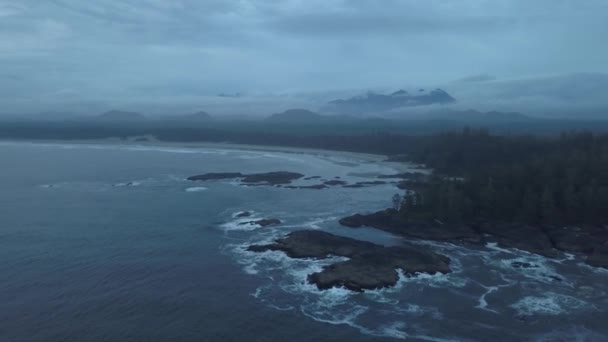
[1, 0, 608, 113]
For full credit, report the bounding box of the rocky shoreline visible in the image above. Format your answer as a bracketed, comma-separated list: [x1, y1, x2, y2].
[202, 171, 607, 293]
[248, 230, 451, 292]
[340, 209, 608, 268]
[187, 171, 399, 189]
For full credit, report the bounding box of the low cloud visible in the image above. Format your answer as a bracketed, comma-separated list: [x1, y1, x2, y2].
[0, 0, 607, 115]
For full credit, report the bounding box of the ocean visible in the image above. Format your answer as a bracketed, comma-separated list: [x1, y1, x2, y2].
[1, 141, 606, 341]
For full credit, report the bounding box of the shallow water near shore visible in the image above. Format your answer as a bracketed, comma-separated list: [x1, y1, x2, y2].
[1, 141, 607, 341]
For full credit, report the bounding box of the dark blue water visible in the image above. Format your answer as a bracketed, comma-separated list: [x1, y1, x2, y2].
[1, 142, 607, 341]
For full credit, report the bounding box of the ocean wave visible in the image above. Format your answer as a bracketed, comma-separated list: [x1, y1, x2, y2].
[484, 253, 569, 286]
[219, 212, 272, 232]
[228, 234, 464, 340]
[510, 292, 592, 316]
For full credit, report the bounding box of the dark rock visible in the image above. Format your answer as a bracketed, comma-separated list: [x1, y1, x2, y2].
[544, 225, 608, 255]
[477, 222, 559, 257]
[586, 246, 608, 269]
[284, 184, 328, 190]
[188, 172, 244, 181]
[248, 230, 381, 258]
[338, 209, 608, 262]
[188, 171, 304, 185]
[304, 176, 322, 180]
[239, 218, 282, 227]
[248, 230, 451, 291]
[241, 171, 304, 185]
[339, 209, 482, 243]
[236, 211, 252, 218]
[309, 246, 451, 292]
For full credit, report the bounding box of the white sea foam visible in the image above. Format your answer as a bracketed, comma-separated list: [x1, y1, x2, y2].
[251, 286, 264, 299]
[400, 271, 469, 289]
[511, 293, 591, 316]
[185, 186, 208, 192]
[220, 212, 269, 232]
[243, 262, 259, 275]
[485, 242, 517, 255]
[476, 286, 499, 312]
[490, 255, 569, 285]
[378, 322, 409, 339]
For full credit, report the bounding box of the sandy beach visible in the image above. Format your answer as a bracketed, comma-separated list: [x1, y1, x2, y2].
[0, 137, 429, 173]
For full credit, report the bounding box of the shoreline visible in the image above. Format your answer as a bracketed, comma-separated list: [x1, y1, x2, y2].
[0, 137, 428, 173]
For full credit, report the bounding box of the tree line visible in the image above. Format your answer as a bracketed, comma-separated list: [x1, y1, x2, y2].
[396, 129, 608, 225]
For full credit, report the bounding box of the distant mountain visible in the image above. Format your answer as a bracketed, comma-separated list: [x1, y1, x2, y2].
[171, 111, 212, 121]
[97, 110, 145, 121]
[322, 88, 456, 115]
[266, 109, 322, 122]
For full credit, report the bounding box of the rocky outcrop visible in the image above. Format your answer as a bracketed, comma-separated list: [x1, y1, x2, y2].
[586, 247, 608, 268]
[240, 218, 281, 227]
[241, 172, 305, 185]
[187, 171, 304, 185]
[309, 246, 451, 292]
[339, 209, 608, 268]
[476, 222, 558, 257]
[248, 230, 451, 292]
[339, 209, 481, 243]
[284, 184, 328, 190]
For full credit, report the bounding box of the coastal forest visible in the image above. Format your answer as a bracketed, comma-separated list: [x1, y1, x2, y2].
[399, 129, 608, 225]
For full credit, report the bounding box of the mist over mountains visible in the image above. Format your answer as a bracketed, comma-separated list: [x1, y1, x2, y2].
[2, 72, 607, 121]
[321, 88, 455, 115]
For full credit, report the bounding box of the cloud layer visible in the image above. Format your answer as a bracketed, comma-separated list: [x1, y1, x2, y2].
[1, 0, 607, 114]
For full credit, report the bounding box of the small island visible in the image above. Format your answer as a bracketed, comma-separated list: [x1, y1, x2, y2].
[248, 230, 451, 292]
